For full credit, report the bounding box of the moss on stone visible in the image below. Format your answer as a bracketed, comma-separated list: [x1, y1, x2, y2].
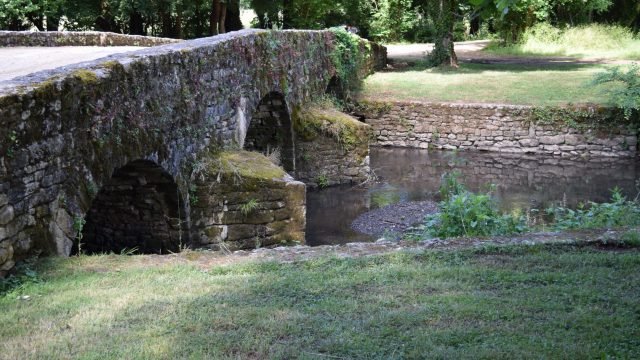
[71, 69, 100, 84]
[293, 104, 371, 151]
[210, 150, 287, 181]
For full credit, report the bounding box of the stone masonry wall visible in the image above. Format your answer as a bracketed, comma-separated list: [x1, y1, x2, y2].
[296, 135, 371, 187]
[293, 106, 373, 187]
[360, 100, 637, 158]
[0, 31, 180, 47]
[190, 151, 305, 251]
[0, 29, 384, 275]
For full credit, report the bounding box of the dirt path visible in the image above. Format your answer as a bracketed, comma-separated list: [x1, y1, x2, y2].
[386, 40, 637, 66]
[96, 228, 637, 274]
[0, 46, 144, 82]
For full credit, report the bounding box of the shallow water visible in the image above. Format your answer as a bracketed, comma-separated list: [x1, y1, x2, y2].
[306, 147, 640, 246]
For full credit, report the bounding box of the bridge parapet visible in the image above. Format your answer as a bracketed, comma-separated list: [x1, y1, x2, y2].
[0, 30, 180, 47]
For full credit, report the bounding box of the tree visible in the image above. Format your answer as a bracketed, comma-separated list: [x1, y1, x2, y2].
[427, 0, 458, 67]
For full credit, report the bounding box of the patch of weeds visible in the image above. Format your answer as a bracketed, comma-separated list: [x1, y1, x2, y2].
[73, 215, 86, 255]
[240, 199, 259, 216]
[546, 187, 640, 230]
[188, 184, 199, 206]
[408, 172, 528, 239]
[316, 173, 330, 189]
[86, 180, 98, 198]
[6, 130, 18, 158]
[0, 256, 40, 297]
[618, 230, 640, 247]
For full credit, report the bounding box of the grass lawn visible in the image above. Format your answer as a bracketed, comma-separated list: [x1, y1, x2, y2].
[1, 243, 639, 359]
[361, 63, 619, 106]
[483, 41, 640, 61]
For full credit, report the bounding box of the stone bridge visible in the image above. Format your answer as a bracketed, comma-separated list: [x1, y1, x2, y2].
[0, 29, 386, 274]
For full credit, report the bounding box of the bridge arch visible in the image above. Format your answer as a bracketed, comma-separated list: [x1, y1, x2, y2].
[244, 92, 295, 172]
[325, 75, 345, 98]
[77, 160, 188, 255]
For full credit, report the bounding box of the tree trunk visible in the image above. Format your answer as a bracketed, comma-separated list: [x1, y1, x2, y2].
[219, 3, 227, 34]
[225, 0, 243, 32]
[210, 0, 221, 35]
[129, 11, 145, 35]
[428, 0, 458, 68]
[282, 0, 293, 29]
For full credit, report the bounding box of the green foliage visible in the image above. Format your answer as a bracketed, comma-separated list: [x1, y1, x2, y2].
[328, 26, 367, 98]
[369, 0, 418, 42]
[5, 130, 18, 159]
[486, 23, 640, 58]
[546, 188, 640, 230]
[239, 198, 259, 216]
[188, 184, 199, 206]
[316, 173, 329, 188]
[0, 256, 40, 296]
[591, 65, 640, 120]
[72, 215, 86, 256]
[410, 172, 527, 239]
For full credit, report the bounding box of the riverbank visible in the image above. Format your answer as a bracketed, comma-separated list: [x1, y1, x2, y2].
[2, 228, 639, 359]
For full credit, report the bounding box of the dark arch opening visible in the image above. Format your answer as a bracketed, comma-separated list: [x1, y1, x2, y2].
[77, 160, 188, 255]
[244, 92, 295, 172]
[325, 76, 345, 99]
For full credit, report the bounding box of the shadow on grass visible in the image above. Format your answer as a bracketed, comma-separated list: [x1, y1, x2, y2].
[385, 61, 608, 75]
[3, 245, 639, 359]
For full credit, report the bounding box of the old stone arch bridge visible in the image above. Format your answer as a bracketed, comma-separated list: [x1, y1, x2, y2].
[0, 29, 386, 274]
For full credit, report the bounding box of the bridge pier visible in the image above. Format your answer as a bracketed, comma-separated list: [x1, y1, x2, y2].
[190, 151, 305, 250]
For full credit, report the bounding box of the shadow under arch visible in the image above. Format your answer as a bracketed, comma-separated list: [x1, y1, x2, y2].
[244, 92, 295, 172]
[325, 75, 345, 99]
[77, 160, 188, 255]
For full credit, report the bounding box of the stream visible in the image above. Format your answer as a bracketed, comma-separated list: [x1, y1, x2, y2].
[306, 147, 640, 246]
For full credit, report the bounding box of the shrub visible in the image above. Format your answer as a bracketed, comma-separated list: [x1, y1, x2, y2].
[547, 187, 640, 230]
[409, 173, 527, 239]
[591, 65, 640, 120]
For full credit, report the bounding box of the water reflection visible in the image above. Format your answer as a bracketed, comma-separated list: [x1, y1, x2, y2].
[306, 147, 640, 246]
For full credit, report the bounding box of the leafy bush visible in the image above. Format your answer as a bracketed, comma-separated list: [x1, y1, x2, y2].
[547, 188, 640, 230]
[410, 173, 527, 239]
[591, 65, 640, 120]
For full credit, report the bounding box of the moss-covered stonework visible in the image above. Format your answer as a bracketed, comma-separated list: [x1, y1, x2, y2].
[0, 29, 386, 275]
[0, 31, 180, 47]
[191, 151, 305, 250]
[358, 99, 637, 158]
[293, 105, 373, 186]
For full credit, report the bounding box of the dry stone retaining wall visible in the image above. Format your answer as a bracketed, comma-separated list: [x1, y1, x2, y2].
[360, 100, 637, 158]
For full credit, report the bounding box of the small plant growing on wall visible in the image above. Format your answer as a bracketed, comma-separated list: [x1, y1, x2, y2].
[6, 131, 18, 158]
[188, 184, 199, 206]
[316, 173, 330, 189]
[73, 215, 87, 256]
[240, 199, 259, 216]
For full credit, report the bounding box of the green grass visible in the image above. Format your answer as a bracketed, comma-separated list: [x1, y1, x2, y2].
[1, 244, 639, 359]
[484, 23, 640, 60]
[361, 63, 618, 105]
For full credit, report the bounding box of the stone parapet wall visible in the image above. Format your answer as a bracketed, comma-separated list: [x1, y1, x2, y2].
[359, 100, 637, 158]
[0, 31, 180, 47]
